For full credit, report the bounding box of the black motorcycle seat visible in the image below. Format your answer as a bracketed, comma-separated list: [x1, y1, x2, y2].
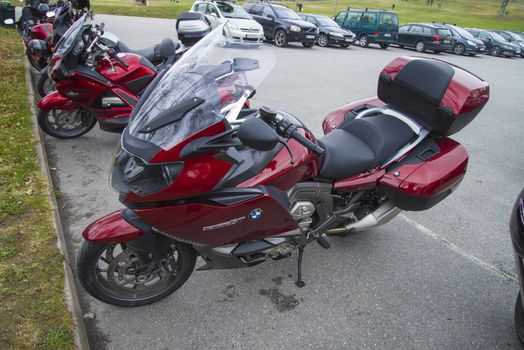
[317, 113, 416, 180]
[117, 41, 159, 63]
[117, 38, 180, 65]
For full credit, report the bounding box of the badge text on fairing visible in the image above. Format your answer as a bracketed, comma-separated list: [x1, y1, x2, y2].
[202, 216, 246, 231]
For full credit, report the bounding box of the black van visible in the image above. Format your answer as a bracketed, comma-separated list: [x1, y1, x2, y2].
[333, 8, 399, 48]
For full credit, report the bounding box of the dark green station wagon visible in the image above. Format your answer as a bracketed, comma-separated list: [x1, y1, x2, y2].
[333, 8, 399, 48]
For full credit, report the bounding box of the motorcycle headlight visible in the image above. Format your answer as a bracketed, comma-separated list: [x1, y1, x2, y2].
[289, 25, 301, 33]
[330, 32, 343, 37]
[466, 40, 476, 46]
[111, 149, 183, 196]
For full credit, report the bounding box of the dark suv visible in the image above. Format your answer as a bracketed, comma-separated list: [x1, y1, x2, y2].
[445, 24, 485, 56]
[333, 8, 398, 48]
[396, 23, 453, 53]
[467, 29, 521, 57]
[244, 3, 318, 47]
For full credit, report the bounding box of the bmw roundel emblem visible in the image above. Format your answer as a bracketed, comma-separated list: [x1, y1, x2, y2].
[249, 208, 263, 220]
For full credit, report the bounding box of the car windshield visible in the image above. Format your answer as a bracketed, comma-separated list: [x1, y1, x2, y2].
[128, 24, 276, 150]
[217, 4, 251, 19]
[54, 13, 87, 56]
[316, 16, 338, 27]
[489, 31, 507, 41]
[450, 25, 475, 39]
[273, 6, 301, 20]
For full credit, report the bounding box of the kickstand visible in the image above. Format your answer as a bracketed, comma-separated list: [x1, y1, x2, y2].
[295, 245, 305, 288]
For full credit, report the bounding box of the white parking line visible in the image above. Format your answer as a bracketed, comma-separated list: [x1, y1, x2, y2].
[399, 214, 518, 284]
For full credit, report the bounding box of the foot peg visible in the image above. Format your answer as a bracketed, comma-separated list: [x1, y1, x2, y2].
[316, 236, 331, 249]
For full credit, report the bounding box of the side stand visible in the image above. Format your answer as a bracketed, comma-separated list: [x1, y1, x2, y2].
[295, 245, 305, 288]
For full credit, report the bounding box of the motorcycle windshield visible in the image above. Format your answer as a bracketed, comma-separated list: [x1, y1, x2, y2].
[127, 24, 276, 151]
[54, 13, 87, 56]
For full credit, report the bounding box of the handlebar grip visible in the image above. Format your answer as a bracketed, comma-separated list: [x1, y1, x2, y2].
[289, 129, 324, 156]
[110, 51, 128, 68]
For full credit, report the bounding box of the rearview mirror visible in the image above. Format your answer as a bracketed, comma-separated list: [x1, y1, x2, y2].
[268, 14, 275, 21]
[210, 12, 217, 18]
[238, 117, 279, 151]
[4, 18, 14, 25]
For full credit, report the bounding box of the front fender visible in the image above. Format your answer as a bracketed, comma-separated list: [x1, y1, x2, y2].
[37, 90, 78, 110]
[83, 210, 144, 243]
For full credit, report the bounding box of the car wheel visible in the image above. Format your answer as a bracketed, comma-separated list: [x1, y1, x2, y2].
[317, 33, 329, 47]
[415, 40, 425, 52]
[359, 34, 369, 47]
[490, 46, 501, 56]
[453, 43, 465, 55]
[379, 43, 389, 49]
[274, 29, 288, 47]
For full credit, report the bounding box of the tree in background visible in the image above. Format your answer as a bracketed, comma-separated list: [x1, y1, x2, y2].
[499, 0, 510, 18]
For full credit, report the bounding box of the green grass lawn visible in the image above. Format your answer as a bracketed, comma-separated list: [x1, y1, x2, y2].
[0, 26, 74, 350]
[85, 0, 524, 30]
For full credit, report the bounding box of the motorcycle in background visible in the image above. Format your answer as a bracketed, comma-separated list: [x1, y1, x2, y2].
[75, 24, 489, 307]
[37, 14, 180, 138]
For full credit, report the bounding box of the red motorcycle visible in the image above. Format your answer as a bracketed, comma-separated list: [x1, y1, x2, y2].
[77, 24, 489, 306]
[37, 14, 180, 138]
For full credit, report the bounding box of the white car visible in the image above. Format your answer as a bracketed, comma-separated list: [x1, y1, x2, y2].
[190, 0, 264, 42]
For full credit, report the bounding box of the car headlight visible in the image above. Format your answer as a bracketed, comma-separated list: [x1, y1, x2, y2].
[289, 25, 301, 33]
[330, 32, 343, 37]
[466, 40, 476, 46]
[227, 22, 239, 31]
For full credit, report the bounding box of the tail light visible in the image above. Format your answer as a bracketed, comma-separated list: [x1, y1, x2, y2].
[433, 34, 440, 42]
[373, 31, 379, 37]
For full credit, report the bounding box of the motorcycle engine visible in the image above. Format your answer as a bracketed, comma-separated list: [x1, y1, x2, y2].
[287, 182, 333, 231]
[290, 201, 315, 230]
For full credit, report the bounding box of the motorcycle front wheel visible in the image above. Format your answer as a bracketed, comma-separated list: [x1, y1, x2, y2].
[36, 67, 55, 97]
[37, 108, 97, 139]
[77, 240, 196, 307]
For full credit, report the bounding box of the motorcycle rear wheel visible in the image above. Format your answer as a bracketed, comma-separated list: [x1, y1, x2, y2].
[37, 108, 97, 139]
[77, 240, 196, 307]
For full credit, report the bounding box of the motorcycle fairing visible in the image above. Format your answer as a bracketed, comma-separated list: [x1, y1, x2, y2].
[83, 210, 144, 243]
[132, 190, 297, 246]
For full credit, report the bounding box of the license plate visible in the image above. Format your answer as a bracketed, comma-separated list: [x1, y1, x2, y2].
[247, 34, 258, 39]
[444, 40, 450, 44]
[384, 33, 391, 37]
[345, 38, 353, 42]
[306, 35, 315, 39]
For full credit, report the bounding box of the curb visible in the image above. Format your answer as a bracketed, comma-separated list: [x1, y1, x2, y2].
[23, 61, 91, 350]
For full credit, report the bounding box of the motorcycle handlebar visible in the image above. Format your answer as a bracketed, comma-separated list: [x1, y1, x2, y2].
[258, 107, 324, 156]
[288, 128, 324, 156]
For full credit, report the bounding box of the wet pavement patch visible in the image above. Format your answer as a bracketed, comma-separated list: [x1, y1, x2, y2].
[259, 288, 301, 312]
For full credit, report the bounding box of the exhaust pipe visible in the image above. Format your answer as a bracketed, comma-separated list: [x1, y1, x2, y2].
[326, 201, 401, 235]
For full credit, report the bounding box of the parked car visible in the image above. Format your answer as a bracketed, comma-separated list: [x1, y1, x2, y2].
[333, 8, 398, 48]
[444, 24, 485, 56]
[298, 13, 355, 47]
[396, 23, 453, 53]
[510, 31, 524, 40]
[244, 3, 318, 47]
[490, 30, 524, 57]
[190, 0, 264, 42]
[467, 28, 521, 57]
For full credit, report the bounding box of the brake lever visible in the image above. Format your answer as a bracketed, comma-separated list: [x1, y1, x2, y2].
[279, 137, 295, 165]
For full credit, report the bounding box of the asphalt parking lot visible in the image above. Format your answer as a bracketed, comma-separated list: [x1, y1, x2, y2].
[41, 14, 524, 349]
